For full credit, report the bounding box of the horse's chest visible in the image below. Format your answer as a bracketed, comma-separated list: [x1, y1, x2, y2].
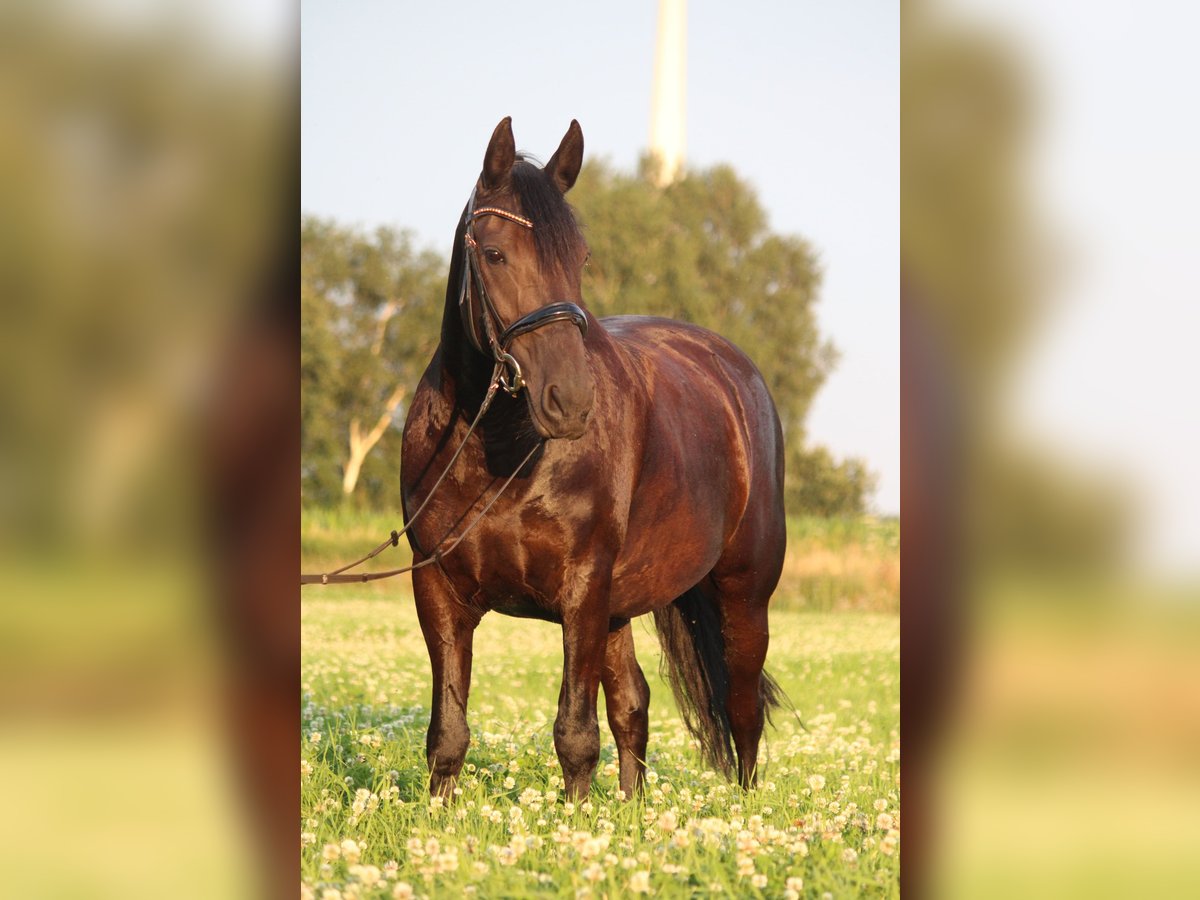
[423, 487, 575, 620]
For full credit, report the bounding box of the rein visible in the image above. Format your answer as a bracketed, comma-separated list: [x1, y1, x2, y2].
[300, 187, 581, 588]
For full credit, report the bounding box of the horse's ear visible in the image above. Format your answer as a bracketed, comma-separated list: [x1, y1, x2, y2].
[482, 116, 515, 191]
[545, 119, 584, 194]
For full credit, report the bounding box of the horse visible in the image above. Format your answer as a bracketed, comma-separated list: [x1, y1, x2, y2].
[400, 117, 787, 800]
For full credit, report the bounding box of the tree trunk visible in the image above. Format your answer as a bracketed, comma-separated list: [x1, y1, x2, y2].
[341, 383, 406, 495]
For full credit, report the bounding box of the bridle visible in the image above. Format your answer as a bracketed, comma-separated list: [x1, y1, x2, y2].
[459, 186, 588, 395]
[299, 183, 590, 586]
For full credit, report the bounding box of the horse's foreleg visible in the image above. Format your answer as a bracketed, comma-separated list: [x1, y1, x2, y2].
[601, 618, 649, 797]
[413, 566, 479, 798]
[555, 587, 611, 801]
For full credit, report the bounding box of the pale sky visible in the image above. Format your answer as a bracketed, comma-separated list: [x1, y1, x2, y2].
[302, 0, 899, 514]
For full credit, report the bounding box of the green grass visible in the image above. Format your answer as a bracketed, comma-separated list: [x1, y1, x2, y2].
[301, 589, 900, 898]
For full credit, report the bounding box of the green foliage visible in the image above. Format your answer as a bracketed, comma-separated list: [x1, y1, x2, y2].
[301, 218, 444, 506]
[786, 445, 878, 518]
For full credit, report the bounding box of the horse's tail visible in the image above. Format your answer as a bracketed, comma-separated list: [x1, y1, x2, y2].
[651, 585, 785, 780]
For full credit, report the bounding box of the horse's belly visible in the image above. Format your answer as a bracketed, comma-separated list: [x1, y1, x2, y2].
[608, 536, 723, 618]
[488, 594, 563, 624]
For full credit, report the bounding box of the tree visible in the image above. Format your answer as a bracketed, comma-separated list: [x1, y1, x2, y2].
[787, 446, 878, 518]
[301, 218, 443, 507]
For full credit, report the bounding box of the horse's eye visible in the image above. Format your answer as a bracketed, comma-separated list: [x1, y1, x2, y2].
[484, 247, 505, 265]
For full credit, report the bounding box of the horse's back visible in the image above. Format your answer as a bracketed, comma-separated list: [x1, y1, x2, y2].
[601, 315, 782, 450]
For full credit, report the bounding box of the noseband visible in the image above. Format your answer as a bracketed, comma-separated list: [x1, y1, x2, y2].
[458, 188, 589, 395]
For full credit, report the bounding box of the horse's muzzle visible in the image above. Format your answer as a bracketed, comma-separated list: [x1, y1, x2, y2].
[536, 380, 593, 440]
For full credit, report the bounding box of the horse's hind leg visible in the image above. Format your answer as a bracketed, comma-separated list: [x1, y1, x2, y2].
[715, 584, 771, 788]
[600, 618, 649, 796]
[413, 565, 479, 798]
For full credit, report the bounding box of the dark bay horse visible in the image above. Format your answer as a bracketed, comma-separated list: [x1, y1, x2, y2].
[400, 117, 786, 800]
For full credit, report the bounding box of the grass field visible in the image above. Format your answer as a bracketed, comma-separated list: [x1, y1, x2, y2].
[301, 513, 899, 898]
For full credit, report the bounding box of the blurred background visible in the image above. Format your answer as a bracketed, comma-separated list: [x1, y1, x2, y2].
[904, 0, 1200, 897]
[0, 1, 294, 897]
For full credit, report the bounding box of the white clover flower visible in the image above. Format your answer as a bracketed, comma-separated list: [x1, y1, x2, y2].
[349, 864, 382, 887]
[391, 882, 414, 900]
[751, 873, 768, 888]
[629, 870, 651, 894]
[808, 774, 826, 791]
[583, 862, 606, 882]
[339, 839, 361, 865]
[495, 847, 518, 866]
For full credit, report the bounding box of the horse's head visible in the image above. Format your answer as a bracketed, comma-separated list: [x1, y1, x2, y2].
[459, 117, 594, 441]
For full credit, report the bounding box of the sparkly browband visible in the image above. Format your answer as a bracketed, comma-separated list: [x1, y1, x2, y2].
[470, 207, 534, 229]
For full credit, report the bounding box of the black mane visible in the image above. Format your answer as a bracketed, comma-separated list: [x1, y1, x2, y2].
[510, 154, 585, 275]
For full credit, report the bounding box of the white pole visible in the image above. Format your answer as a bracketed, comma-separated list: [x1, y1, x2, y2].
[649, 0, 686, 186]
